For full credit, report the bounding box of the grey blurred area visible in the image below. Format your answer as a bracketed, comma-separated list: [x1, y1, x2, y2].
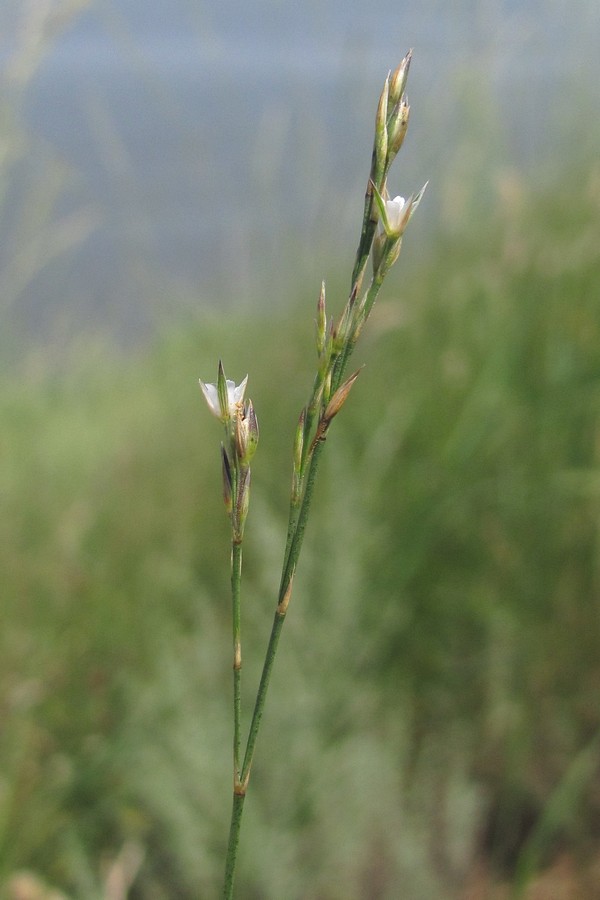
[0, 0, 597, 351]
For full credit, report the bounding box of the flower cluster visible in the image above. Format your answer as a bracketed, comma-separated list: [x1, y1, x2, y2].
[199, 361, 258, 540]
[361, 52, 428, 280]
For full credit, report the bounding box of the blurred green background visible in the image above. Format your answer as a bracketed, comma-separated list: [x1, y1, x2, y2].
[2, 1, 600, 898]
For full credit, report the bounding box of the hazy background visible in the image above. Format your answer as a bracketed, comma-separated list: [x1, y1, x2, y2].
[2, 0, 597, 351]
[2, 1, 600, 898]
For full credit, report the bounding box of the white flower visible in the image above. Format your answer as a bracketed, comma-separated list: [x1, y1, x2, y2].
[199, 373, 248, 420]
[384, 195, 407, 234]
[372, 180, 428, 239]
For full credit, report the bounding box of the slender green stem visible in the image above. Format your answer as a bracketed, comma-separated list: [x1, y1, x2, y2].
[221, 548, 294, 899]
[281, 497, 302, 589]
[280, 375, 322, 586]
[221, 238, 396, 900]
[222, 477, 245, 900]
[231, 539, 243, 777]
[240, 608, 286, 783]
[351, 154, 378, 288]
[279, 439, 326, 597]
[223, 791, 245, 900]
[241, 438, 327, 784]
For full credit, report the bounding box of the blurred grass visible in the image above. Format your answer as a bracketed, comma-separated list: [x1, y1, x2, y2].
[2, 162, 600, 898]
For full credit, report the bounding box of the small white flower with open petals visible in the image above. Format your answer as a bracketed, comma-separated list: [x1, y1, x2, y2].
[372, 180, 428, 239]
[199, 373, 248, 421]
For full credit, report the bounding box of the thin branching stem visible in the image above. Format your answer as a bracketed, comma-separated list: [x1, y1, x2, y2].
[214, 52, 422, 897]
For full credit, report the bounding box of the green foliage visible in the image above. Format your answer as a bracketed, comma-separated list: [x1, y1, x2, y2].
[2, 168, 600, 897]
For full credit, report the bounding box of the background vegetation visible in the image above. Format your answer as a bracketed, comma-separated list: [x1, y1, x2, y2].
[3, 161, 600, 897]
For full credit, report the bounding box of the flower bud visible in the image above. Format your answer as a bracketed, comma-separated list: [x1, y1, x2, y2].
[315, 281, 327, 357]
[388, 50, 412, 107]
[293, 408, 306, 475]
[245, 400, 259, 459]
[322, 368, 332, 408]
[374, 237, 402, 277]
[322, 368, 362, 424]
[292, 408, 306, 502]
[333, 282, 358, 353]
[372, 230, 386, 275]
[221, 443, 233, 515]
[387, 99, 410, 161]
[234, 467, 251, 541]
[235, 399, 259, 465]
[374, 73, 389, 182]
[217, 359, 229, 421]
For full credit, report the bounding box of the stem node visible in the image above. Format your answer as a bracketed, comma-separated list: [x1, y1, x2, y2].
[277, 575, 294, 616]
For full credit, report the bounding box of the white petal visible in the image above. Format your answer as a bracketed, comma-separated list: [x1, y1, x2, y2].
[385, 196, 406, 231]
[230, 375, 249, 406]
[199, 379, 221, 417]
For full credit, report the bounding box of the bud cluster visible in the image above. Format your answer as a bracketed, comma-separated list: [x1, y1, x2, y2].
[287, 52, 426, 509]
[348, 54, 425, 300]
[288, 284, 364, 502]
[366, 53, 428, 279]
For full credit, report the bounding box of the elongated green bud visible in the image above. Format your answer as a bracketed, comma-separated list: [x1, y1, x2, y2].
[387, 99, 410, 162]
[245, 400, 259, 460]
[293, 409, 305, 475]
[234, 467, 251, 541]
[217, 359, 230, 421]
[319, 318, 334, 379]
[372, 230, 386, 275]
[388, 50, 412, 107]
[292, 408, 306, 502]
[235, 399, 259, 465]
[316, 281, 327, 357]
[373, 236, 402, 278]
[322, 368, 332, 408]
[308, 368, 363, 454]
[333, 281, 358, 353]
[374, 73, 389, 184]
[221, 443, 233, 515]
